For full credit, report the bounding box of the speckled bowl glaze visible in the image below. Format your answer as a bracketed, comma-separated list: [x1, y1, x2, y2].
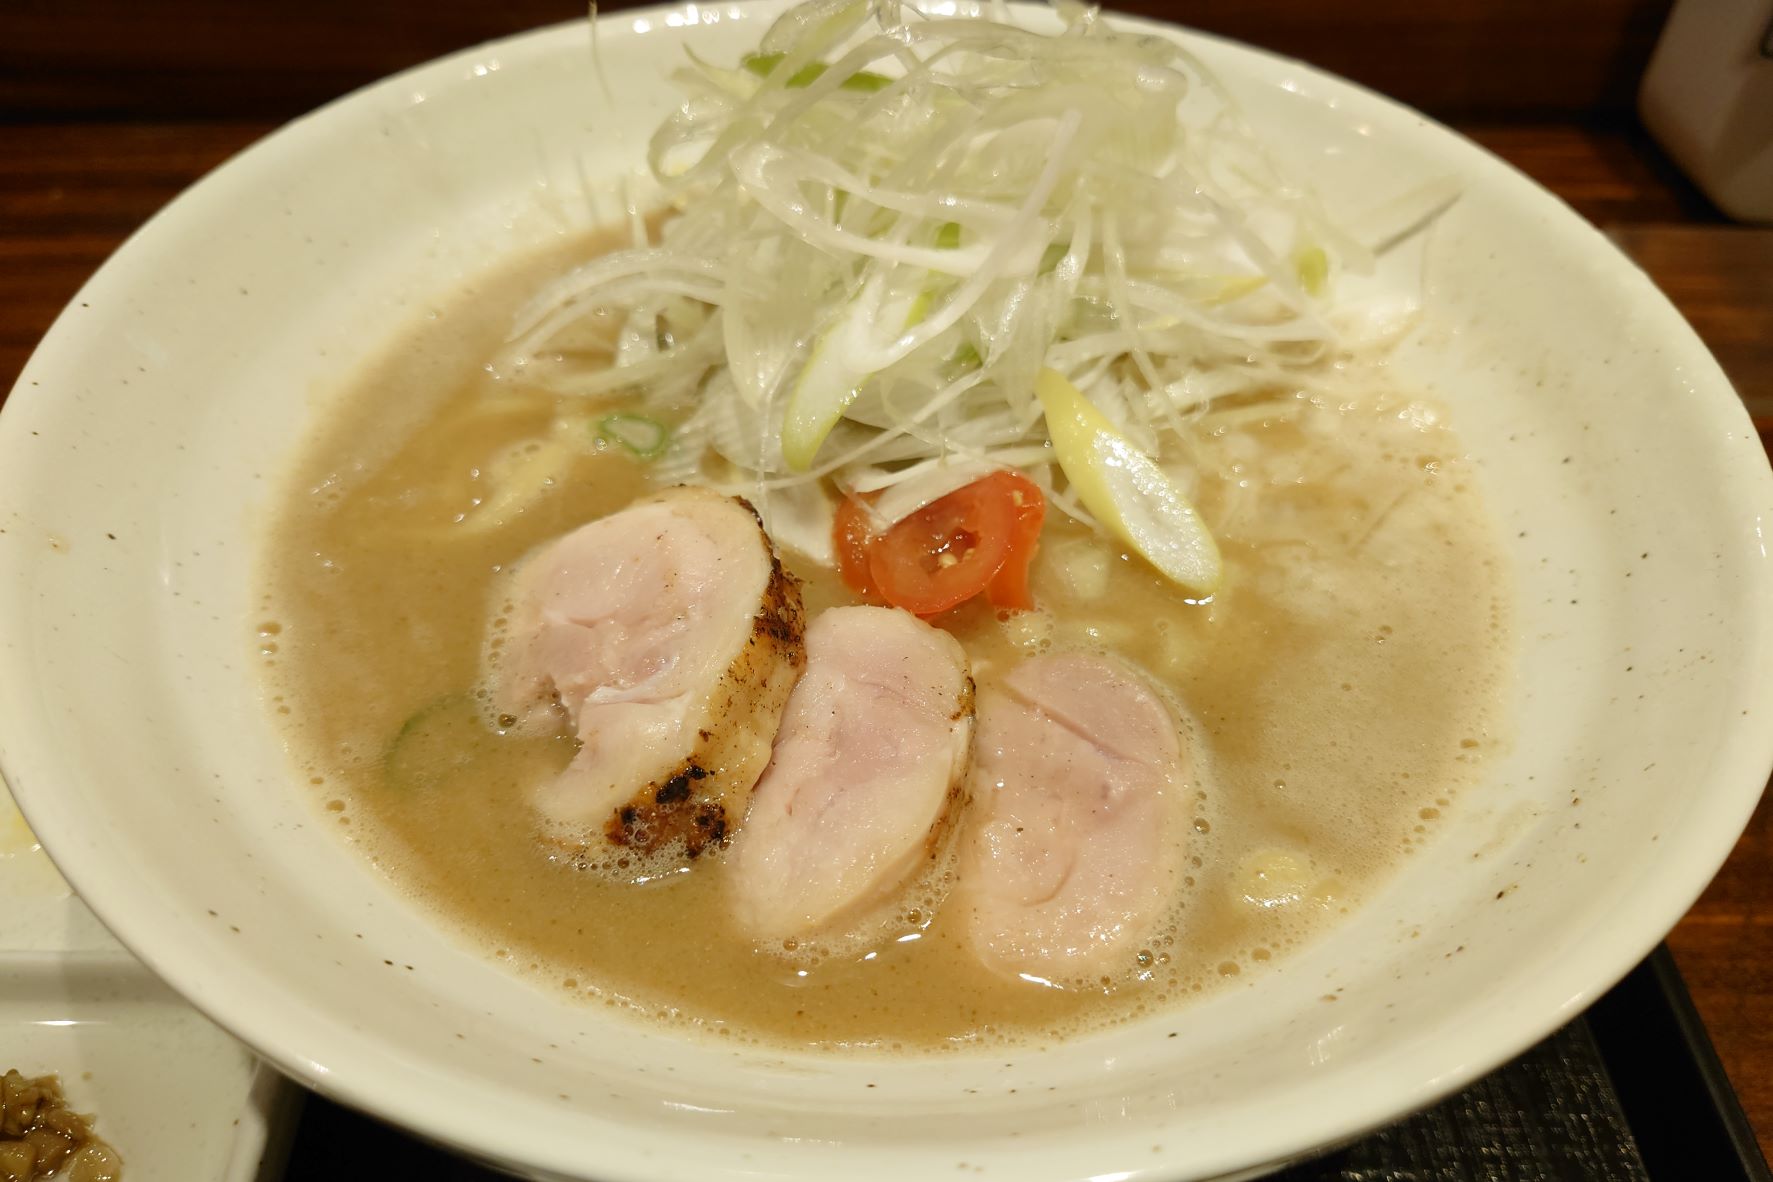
[1, 5, 1769, 1181]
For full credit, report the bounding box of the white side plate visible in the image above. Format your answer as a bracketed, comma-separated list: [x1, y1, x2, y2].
[1, 788, 294, 1181]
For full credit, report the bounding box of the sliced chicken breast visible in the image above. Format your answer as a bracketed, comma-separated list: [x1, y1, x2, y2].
[956, 652, 1187, 983]
[492, 487, 805, 857]
[727, 606, 974, 942]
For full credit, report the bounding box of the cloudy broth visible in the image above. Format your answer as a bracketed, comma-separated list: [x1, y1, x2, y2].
[259, 238, 1509, 1050]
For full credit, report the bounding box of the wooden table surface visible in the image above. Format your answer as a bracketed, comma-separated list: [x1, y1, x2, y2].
[3, 96, 1772, 1181]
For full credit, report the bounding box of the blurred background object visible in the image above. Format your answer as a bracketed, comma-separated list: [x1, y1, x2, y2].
[1639, 0, 1773, 222]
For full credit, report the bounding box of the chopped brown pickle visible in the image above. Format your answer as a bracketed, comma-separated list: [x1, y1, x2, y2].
[0, 1071, 121, 1182]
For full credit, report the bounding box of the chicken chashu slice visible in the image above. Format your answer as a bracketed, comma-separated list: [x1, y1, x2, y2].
[956, 652, 1188, 982]
[493, 487, 805, 857]
[727, 606, 974, 942]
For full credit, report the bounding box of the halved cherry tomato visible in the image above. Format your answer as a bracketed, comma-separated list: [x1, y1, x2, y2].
[868, 483, 1015, 616]
[831, 471, 1047, 618]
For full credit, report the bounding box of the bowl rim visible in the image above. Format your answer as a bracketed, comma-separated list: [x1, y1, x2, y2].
[3, 3, 1771, 1180]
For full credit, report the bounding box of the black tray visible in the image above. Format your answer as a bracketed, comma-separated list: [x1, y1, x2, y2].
[280, 945, 1771, 1181]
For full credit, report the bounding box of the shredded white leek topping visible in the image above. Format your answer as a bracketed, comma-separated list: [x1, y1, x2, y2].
[498, 0, 1444, 590]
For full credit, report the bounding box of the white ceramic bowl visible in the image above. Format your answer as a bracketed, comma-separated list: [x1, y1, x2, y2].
[2, 5, 1770, 1180]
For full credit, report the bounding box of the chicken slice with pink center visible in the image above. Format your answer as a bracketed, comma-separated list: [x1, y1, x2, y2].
[493, 487, 804, 858]
[957, 652, 1188, 983]
[727, 606, 974, 942]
